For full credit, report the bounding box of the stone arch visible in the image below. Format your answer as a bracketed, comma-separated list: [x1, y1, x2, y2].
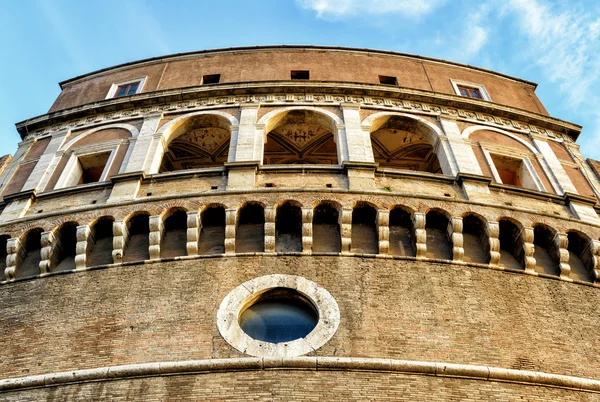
[312, 200, 342, 253]
[498, 217, 525, 270]
[87, 216, 115, 267]
[275, 200, 303, 252]
[532, 223, 561, 276]
[363, 112, 442, 173]
[50, 221, 79, 272]
[123, 212, 150, 262]
[461, 213, 489, 264]
[389, 205, 415, 257]
[161, 207, 188, 258]
[351, 201, 378, 254]
[60, 123, 139, 152]
[200, 204, 226, 255]
[158, 111, 239, 172]
[567, 230, 595, 282]
[425, 208, 453, 260]
[259, 107, 342, 165]
[16, 228, 44, 279]
[236, 202, 265, 253]
[462, 126, 539, 154]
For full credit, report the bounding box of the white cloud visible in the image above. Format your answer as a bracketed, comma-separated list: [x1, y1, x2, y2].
[296, 0, 446, 18]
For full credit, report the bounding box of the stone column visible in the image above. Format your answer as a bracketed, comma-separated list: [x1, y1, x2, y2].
[554, 232, 571, 281]
[225, 208, 237, 254]
[450, 217, 464, 262]
[148, 215, 163, 260]
[523, 227, 536, 274]
[340, 207, 352, 253]
[412, 212, 427, 259]
[301, 207, 313, 253]
[112, 220, 129, 264]
[39, 231, 56, 274]
[487, 221, 500, 267]
[377, 210, 390, 255]
[74, 225, 91, 270]
[186, 211, 200, 256]
[4, 237, 24, 281]
[264, 206, 276, 253]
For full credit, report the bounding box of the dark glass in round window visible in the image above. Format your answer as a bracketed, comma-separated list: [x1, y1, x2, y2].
[239, 288, 318, 343]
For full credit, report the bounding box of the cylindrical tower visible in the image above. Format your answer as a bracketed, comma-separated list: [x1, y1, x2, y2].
[1, 46, 600, 400]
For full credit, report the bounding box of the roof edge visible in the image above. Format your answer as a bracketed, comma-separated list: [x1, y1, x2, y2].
[58, 45, 539, 89]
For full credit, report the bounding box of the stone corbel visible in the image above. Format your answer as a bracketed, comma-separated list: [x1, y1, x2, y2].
[412, 212, 427, 259]
[553, 232, 572, 281]
[112, 220, 129, 264]
[301, 207, 313, 253]
[39, 231, 56, 274]
[74, 225, 91, 270]
[523, 227, 536, 274]
[4, 237, 24, 281]
[487, 221, 500, 267]
[264, 206, 276, 253]
[225, 208, 237, 254]
[377, 210, 390, 255]
[148, 215, 163, 260]
[186, 211, 200, 256]
[591, 240, 600, 286]
[450, 217, 464, 263]
[340, 207, 353, 254]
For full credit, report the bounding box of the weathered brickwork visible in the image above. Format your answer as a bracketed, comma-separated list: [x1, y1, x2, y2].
[2, 46, 600, 399]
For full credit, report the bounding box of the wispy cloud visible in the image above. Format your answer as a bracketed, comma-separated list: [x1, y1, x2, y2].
[296, 0, 446, 19]
[121, 0, 171, 56]
[38, 0, 90, 71]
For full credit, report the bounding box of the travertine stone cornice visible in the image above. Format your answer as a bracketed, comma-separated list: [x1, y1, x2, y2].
[16, 82, 580, 143]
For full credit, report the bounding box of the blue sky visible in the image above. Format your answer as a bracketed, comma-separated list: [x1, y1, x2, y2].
[1, 0, 599, 159]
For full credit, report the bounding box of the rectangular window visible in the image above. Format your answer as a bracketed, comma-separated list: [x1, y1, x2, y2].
[450, 80, 491, 101]
[63, 152, 111, 188]
[106, 77, 146, 99]
[379, 75, 397, 85]
[203, 74, 221, 84]
[291, 70, 310, 80]
[458, 85, 483, 99]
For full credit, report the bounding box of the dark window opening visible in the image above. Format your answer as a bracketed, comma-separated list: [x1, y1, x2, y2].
[239, 288, 318, 343]
[567, 232, 594, 282]
[312, 203, 341, 253]
[236, 203, 265, 253]
[389, 207, 414, 257]
[88, 217, 114, 267]
[425, 210, 452, 260]
[19, 228, 43, 279]
[351, 203, 378, 254]
[498, 219, 524, 270]
[379, 75, 397, 85]
[77, 152, 111, 184]
[200, 206, 226, 255]
[53, 222, 78, 272]
[276, 202, 302, 252]
[533, 226, 560, 276]
[462, 215, 488, 264]
[161, 210, 188, 258]
[203, 74, 221, 84]
[291, 70, 310, 80]
[123, 214, 150, 262]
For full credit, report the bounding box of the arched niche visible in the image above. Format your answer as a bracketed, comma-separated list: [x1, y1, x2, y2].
[18, 228, 43, 279]
[425, 209, 452, 260]
[567, 231, 595, 282]
[200, 205, 226, 255]
[312, 201, 341, 253]
[389, 206, 415, 257]
[52, 222, 79, 272]
[263, 110, 338, 165]
[159, 114, 232, 172]
[351, 202, 378, 254]
[369, 115, 441, 173]
[498, 218, 524, 270]
[275, 201, 303, 252]
[532, 225, 560, 276]
[161, 208, 188, 258]
[236, 203, 265, 253]
[123, 213, 150, 262]
[462, 214, 489, 264]
[87, 216, 115, 267]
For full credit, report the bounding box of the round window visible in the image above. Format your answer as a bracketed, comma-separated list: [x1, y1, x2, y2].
[239, 288, 318, 343]
[217, 274, 340, 358]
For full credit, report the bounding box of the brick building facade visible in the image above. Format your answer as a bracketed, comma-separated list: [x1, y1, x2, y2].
[1, 46, 600, 400]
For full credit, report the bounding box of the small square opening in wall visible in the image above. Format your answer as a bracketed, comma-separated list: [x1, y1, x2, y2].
[203, 74, 221, 85]
[490, 154, 523, 187]
[291, 70, 310, 80]
[74, 152, 111, 185]
[379, 75, 397, 85]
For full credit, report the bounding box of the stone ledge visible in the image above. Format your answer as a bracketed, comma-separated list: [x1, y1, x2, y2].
[1, 357, 598, 393]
